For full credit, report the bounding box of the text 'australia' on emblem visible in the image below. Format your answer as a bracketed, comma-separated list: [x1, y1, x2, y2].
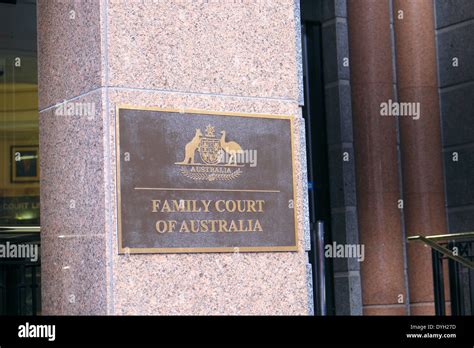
[175, 124, 246, 181]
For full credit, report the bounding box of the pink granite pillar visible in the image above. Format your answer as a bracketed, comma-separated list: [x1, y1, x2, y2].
[347, 0, 407, 315]
[393, 0, 448, 315]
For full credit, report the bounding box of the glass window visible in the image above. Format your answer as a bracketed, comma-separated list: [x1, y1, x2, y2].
[0, 0, 40, 315]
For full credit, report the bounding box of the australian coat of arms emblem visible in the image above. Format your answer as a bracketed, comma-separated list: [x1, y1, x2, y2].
[175, 125, 245, 181]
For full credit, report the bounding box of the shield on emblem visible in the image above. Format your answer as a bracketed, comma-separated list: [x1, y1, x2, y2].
[199, 137, 221, 165]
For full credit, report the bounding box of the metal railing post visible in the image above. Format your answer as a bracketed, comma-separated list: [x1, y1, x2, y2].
[431, 249, 445, 315]
[408, 232, 474, 315]
[317, 221, 327, 316]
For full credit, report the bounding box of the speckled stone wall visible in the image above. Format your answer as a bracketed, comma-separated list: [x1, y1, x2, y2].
[38, 0, 311, 315]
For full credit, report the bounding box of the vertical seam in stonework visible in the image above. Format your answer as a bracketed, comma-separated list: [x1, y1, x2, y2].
[433, 0, 445, 313]
[102, 0, 115, 315]
[298, 112, 313, 314]
[294, 0, 304, 106]
[433, 0, 446, 213]
[390, 0, 411, 316]
[306, 263, 314, 315]
[433, 2, 452, 239]
[433, 0, 440, 30]
[434, 0, 442, 90]
[298, 117, 311, 252]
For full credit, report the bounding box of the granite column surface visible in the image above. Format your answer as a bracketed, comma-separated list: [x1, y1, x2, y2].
[347, 0, 407, 315]
[38, 0, 311, 315]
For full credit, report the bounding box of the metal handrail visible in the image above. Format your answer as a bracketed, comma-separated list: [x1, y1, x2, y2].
[408, 232, 474, 269]
[0, 226, 40, 233]
[408, 231, 474, 242]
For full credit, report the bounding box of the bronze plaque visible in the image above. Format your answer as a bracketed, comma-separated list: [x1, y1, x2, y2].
[116, 106, 298, 253]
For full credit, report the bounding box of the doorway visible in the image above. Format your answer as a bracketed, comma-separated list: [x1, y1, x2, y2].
[301, 17, 335, 315]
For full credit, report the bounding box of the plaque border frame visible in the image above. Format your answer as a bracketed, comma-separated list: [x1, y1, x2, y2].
[115, 105, 299, 254]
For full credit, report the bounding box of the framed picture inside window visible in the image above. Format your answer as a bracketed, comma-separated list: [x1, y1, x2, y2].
[11, 145, 40, 183]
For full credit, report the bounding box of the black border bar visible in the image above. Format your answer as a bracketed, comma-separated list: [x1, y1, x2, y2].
[0, 316, 473, 346]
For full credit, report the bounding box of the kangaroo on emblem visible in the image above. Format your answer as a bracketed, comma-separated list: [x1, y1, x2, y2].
[178, 129, 202, 164]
